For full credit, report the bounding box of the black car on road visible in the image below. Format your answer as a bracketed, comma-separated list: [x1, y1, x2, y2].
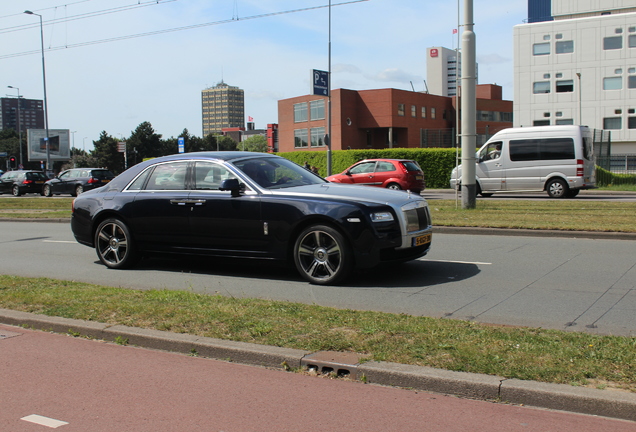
[0, 170, 48, 196]
[70, 152, 433, 285]
[43, 168, 115, 197]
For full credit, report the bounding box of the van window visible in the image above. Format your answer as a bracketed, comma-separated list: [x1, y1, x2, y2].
[509, 138, 575, 161]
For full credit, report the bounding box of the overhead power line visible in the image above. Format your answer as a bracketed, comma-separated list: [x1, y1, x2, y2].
[0, 0, 369, 61]
[0, 0, 176, 35]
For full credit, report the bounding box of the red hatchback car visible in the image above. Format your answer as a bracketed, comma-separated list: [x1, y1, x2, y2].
[325, 159, 425, 193]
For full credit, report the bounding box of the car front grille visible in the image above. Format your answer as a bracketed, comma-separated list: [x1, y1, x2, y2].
[404, 205, 431, 233]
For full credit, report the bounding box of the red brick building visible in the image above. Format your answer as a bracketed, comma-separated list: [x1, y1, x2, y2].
[277, 85, 512, 152]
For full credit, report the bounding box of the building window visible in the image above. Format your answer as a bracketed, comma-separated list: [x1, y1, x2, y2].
[431, 107, 436, 119]
[421, 107, 426, 118]
[310, 127, 325, 147]
[556, 40, 574, 54]
[543, 73, 551, 79]
[603, 117, 622, 130]
[556, 119, 574, 125]
[397, 104, 405, 116]
[629, 76, 636, 88]
[309, 100, 325, 121]
[629, 35, 636, 48]
[603, 77, 622, 90]
[533, 120, 550, 126]
[543, 34, 550, 40]
[294, 129, 308, 147]
[629, 117, 636, 129]
[533, 42, 550, 55]
[533, 81, 550, 94]
[556, 79, 574, 93]
[411, 105, 416, 117]
[604, 36, 622, 50]
[294, 103, 308, 123]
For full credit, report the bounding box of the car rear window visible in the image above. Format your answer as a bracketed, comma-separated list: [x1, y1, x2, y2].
[91, 170, 115, 179]
[401, 161, 421, 172]
[26, 172, 48, 180]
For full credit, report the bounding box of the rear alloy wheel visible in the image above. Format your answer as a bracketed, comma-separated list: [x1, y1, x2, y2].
[293, 224, 352, 285]
[12, 185, 20, 197]
[95, 218, 139, 269]
[386, 183, 402, 190]
[43, 184, 52, 197]
[546, 178, 568, 198]
[75, 185, 84, 196]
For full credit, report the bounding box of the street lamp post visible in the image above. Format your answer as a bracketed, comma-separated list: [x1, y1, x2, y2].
[24, 10, 51, 174]
[7, 86, 23, 168]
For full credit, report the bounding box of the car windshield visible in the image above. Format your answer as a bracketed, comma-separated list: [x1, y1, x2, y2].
[234, 157, 327, 190]
[26, 172, 48, 180]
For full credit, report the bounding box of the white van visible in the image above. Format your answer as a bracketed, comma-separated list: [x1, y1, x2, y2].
[450, 125, 596, 198]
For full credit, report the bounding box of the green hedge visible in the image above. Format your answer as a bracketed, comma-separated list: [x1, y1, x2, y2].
[279, 148, 459, 189]
[596, 166, 636, 187]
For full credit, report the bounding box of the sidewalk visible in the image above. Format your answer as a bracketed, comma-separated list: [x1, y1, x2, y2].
[2, 308, 635, 423]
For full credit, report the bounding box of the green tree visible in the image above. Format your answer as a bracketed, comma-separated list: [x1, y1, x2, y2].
[240, 135, 269, 152]
[92, 132, 124, 173]
[127, 121, 162, 163]
[216, 135, 238, 151]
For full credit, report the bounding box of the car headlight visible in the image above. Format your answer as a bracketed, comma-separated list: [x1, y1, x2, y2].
[371, 212, 394, 222]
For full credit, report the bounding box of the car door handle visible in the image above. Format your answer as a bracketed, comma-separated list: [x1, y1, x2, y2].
[170, 199, 206, 206]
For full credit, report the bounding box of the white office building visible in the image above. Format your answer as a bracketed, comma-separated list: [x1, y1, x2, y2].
[426, 46, 478, 97]
[514, 0, 636, 153]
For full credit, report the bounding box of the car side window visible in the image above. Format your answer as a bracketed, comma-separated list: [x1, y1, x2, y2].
[376, 162, 395, 172]
[59, 171, 72, 180]
[145, 162, 189, 190]
[193, 162, 236, 190]
[350, 162, 375, 174]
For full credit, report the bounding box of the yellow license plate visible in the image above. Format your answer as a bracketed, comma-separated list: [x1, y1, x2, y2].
[35, 181, 44, 184]
[413, 233, 432, 247]
[103, 179, 111, 183]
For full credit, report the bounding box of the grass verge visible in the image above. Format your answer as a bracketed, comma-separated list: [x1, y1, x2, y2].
[0, 275, 634, 392]
[2, 197, 636, 232]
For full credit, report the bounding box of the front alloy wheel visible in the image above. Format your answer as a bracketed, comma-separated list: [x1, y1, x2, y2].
[95, 218, 138, 269]
[293, 225, 352, 285]
[43, 184, 52, 197]
[12, 185, 20, 197]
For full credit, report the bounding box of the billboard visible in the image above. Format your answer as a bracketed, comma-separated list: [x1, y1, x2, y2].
[27, 129, 71, 162]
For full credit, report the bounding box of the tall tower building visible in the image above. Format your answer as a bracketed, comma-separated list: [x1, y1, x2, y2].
[426, 46, 478, 97]
[201, 81, 244, 136]
[0, 97, 45, 132]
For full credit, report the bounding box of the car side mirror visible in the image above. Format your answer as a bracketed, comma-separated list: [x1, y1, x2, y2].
[219, 178, 242, 197]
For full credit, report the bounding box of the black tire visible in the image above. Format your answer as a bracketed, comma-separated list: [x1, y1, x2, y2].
[75, 185, 84, 196]
[386, 183, 402, 190]
[565, 189, 580, 198]
[43, 184, 52, 197]
[94, 218, 139, 269]
[12, 185, 21, 197]
[476, 182, 493, 198]
[546, 178, 568, 198]
[293, 224, 352, 285]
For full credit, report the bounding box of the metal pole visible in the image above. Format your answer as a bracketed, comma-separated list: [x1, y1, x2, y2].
[25, 11, 50, 173]
[326, 0, 332, 176]
[576, 72, 582, 125]
[8, 86, 22, 167]
[460, 0, 476, 209]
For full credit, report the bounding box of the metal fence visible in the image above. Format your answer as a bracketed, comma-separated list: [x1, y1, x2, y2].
[419, 126, 508, 149]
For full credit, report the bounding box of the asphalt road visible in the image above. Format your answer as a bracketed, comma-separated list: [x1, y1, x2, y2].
[1, 221, 635, 337]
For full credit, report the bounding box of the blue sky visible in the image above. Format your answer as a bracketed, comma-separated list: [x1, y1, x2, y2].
[1, 0, 527, 150]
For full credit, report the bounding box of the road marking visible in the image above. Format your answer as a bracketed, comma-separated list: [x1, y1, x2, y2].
[420, 259, 492, 265]
[43, 240, 76, 244]
[21, 414, 69, 428]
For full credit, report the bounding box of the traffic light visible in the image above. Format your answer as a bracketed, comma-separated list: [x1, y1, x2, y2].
[9, 156, 16, 169]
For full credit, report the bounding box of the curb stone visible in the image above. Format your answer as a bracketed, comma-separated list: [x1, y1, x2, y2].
[1, 309, 635, 422]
